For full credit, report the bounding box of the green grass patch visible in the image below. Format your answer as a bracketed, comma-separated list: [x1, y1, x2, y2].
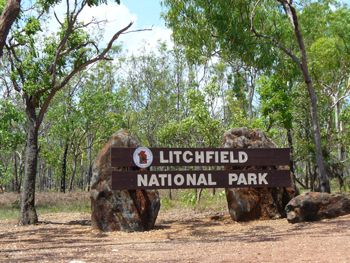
[159, 188, 227, 211]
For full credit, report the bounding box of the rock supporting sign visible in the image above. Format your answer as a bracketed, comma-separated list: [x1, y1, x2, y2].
[90, 129, 160, 232]
[222, 127, 297, 221]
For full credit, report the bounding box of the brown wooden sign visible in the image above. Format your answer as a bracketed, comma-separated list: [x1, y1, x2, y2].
[111, 147, 291, 190]
[111, 147, 291, 167]
[112, 170, 291, 190]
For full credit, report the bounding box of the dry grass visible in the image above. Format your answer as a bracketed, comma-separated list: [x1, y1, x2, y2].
[0, 191, 90, 206]
[0, 189, 228, 220]
[0, 191, 91, 220]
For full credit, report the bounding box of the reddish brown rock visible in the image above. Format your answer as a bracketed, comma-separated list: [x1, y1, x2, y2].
[222, 127, 297, 222]
[90, 129, 160, 232]
[286, 192, 350, 223]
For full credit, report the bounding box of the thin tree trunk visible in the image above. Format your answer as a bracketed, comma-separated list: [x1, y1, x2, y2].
[68, 155, 78, 192]
[279, 1, 330, 193]
[305, 162, 309, 189]
[80, 158, 84, 190]
[19, 107, 39, 225]
[287, 129, 294, 174]
[13, 151, 20, 193]
[306, 82, 329, 192]
[60, 140, 69, 193]
[196, 188, 203, 205]
[18, 144, 26, 191]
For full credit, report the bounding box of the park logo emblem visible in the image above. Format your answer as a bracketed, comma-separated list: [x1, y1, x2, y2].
[133, 147, 153, 168]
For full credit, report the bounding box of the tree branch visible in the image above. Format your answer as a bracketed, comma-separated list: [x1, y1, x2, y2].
[250, 0, 302, 70]
[38, 21, 134, 125]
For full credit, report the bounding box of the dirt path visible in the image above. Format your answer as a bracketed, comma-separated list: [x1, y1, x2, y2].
[1, 208, 350, 263]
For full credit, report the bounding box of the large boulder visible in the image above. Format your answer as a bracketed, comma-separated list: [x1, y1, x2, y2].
[223, 127, 297, 221]
[90, 129, 160, 232]
[286, 192, 350, 223]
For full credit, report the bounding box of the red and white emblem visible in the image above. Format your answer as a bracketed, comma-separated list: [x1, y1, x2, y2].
[133, 147, 153, 168]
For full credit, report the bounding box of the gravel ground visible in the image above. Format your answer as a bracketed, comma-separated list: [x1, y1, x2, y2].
[1, 208, 350, 263]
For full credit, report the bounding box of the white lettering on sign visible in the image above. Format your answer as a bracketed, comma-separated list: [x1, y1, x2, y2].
[248, 173, 257, 185]
[159, 174, 167, 186]
[187, 174, 196, 185]
[160, 151, 168, 163]
[138, 174, 148, 187]
[197, 173, 207, 185]
[206, 151, 214, 162]
[136, 172, 270, 188]
[239, 151, 248, 163]
[183, 151, 193, 163]
[208, 174, 217, 185]
[229, 152, 238, 163]
[228, 173, 269, 185]
[174, 174, 185, 186]
[173, 151, 182, 163]
[221, 151, 229, 163]
[158, 150, 249, 164]
[195, 151, 205, 163]
[228, 173, 237, 185]
[259, 173, 268, 184]
[137, 173, 218, 187]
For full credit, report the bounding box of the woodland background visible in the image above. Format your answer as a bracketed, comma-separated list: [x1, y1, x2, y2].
[1, 0, 350, 223]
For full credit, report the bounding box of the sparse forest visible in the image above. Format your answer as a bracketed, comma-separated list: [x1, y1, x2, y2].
[1, 0, 350, 224]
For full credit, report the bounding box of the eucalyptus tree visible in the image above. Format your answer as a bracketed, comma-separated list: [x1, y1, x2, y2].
[1, 0, 139, 225]
[308, 7, 350, 168]
[162, 0, 337, 192]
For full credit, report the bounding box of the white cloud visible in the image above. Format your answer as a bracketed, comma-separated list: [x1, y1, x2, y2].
[121, 25, 173, 54]
[48, 2, 172, 54]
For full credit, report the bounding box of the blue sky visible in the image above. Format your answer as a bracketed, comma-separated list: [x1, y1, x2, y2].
[122, 0, 165, 28]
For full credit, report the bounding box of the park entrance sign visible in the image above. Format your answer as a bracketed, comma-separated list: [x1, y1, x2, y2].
[111, 147, 291, 190]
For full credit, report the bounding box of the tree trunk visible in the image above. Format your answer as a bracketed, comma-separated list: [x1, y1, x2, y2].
[168, 189, 172, 200]
[68, 155, 78, 192]
[196, 188, 203, 205]
[334, 97, 343, 164]
[19, 106, 39, 225]
[0, 0, 21, 57]
[306, 81, 330, 192]
[287, 129, 294, 174]
[281, 2, 330, 193]
[305, 162, 309, 189]
[86, 136, 93, 191]
[60, 140, 69, 193]
[13, 151, 20, 193]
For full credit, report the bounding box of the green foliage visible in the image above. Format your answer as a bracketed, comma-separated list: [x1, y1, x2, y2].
[158, 87, 223, 148]
[257, 75, 293, 130]
[0, 100, 26, 150]
[158, 189, 227, 211]
[179, 189, 198, 205]
[35, 0, 121, 12]
[0, 0, 6, 12]
[160, 196, 174, 210]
